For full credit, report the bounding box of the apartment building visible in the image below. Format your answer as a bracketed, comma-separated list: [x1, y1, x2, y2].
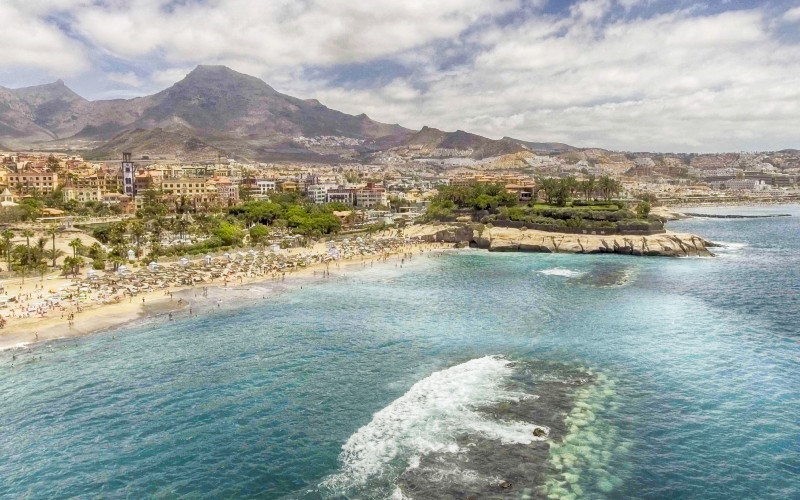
[63, 186, 103, 203]
[8, 169, 59, 194]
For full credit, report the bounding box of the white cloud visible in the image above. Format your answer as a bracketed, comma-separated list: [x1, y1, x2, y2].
[2, 0, 800, 151]
[106, 71, 142, 87]
[71, 0, 520, 68]
[298, 8, 800, 152]
[0, 3, 88, 75]
[783, 5, 800, 23]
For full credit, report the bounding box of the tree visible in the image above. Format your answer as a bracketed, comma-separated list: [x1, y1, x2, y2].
[636, 201, 651, 218]
[0, 229, 14, 272]
[46, 154, 60, 171]
[69, 238, 84, 258]
[128, 220, 146, 257]
[598, 176, 621, 202]
[48, 224, 59, 267]
[248, 223, 269, 245]
[581, 175, 596, 202]
[214, 221, 244, 246]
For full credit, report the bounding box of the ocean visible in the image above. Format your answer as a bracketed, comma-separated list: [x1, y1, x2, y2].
[1, 205, 799, 499]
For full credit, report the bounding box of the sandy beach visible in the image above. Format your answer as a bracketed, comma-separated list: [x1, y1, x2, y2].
[0, 235, 451, 351]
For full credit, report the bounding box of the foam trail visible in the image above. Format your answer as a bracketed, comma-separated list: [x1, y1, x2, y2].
[322, 355, 546, 493]
[539, 268, 585, 278]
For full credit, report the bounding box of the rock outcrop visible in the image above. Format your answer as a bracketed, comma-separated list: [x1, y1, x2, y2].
[405, 223, 713, 257]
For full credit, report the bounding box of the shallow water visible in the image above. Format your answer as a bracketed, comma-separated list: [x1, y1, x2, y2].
[1, 205, 799, 499]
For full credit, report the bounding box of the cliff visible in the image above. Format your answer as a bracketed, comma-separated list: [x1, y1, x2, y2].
[405, 224, 714, 257]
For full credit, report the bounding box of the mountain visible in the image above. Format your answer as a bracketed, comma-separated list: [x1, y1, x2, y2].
[83, 128, 225, 161]
[0, 65, 553, 162]
[401, 126, 527, 159]
[503, 136, 577, 153]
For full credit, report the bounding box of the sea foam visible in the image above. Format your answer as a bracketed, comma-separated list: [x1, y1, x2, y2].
[322, 355, 547, 493]
[539, 268, 585, 278]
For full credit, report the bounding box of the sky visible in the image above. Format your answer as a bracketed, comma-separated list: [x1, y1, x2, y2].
[1, 0, 800, 152]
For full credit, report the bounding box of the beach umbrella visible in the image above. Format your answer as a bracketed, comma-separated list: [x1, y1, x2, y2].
[224, 252, 232, 261]
[204, 255, 213, 265]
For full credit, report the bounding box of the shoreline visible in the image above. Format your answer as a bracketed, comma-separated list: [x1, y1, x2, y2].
[11, 197, 785, 351]
[0, 238, 449, 351]
[404, 223, 714, 257]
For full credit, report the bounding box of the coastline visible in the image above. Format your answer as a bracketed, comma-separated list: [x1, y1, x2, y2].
[404, 223, 714, 257]
[0, 238, 448, 351]
[7, 201, 759, 351]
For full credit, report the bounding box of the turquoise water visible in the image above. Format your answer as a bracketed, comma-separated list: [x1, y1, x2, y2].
[1, 205, 799, 498]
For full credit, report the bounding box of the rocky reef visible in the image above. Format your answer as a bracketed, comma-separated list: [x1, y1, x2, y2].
[407, 223, 714, 257]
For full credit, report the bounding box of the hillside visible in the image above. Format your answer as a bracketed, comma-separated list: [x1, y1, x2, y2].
[401, 126, 526, 159]
[503, 136, 577, 153]
[0, 65, 568, 162]
[83, 128, 225, 161]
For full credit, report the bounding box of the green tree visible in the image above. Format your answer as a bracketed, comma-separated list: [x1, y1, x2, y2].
[214, 221, 244, 246]
[0, 229, 14, 272]
[636, 201, 651, 218]
[248, 223, 270, 245]
[128, 220, 146, 257]
[581, 175, 596, 202]
[47, 224, 59, 267]
[69, 238, 84, 258]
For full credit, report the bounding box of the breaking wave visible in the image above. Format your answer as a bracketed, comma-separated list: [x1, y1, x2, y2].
[320, 356, 547, 496]
[539, 268, 586, 278]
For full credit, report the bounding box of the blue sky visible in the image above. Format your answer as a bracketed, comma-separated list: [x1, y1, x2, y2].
[1, 0, 800, 152]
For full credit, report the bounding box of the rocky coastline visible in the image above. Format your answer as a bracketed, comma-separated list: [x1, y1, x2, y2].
[405, 223, 714, 257]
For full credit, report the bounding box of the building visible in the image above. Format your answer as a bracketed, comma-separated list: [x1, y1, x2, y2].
[306, 184, 329, 204]
[0, 188, 18, 207]
[326, 186, 355, 205]
[255, 179, 277, 196]
[63, 186, 103, 203]
[8, 169, 59, 194]
[354, 184, 387, 208]
[207, 177, 239, 206]
[122, 152, 136, 197]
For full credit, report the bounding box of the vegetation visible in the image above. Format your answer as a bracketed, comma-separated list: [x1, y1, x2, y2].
[424, 176, 658, 233]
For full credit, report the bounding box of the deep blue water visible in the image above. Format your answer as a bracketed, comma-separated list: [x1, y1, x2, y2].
[1, 205, 799, 499]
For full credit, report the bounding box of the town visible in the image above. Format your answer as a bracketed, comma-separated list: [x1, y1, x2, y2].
[0, 146, 798, 277]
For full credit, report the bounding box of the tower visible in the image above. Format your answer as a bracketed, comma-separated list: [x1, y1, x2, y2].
[122, 152, 136, 197]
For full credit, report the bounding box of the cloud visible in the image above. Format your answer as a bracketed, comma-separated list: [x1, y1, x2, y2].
[784, 5, 800, 23]
[1, 0, 800, 151]
[71, 0, 520, 68]
[0, 3, 88, 75]
[299, 7, 800, 152]
[106, 71, 143, 87]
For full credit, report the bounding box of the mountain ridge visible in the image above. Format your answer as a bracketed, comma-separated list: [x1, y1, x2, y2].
[0, 65, 567, 161]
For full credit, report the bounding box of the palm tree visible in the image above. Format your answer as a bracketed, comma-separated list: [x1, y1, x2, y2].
[48, 224, 59, 267]
[45, 248, 65, 266]
[582, 175, 596, 202]
[35, 237, 48, 265]
[599, 176, 618, 202]
[69, 238, 83, 258]
[22, 229, 33, 251]
[128, 221, 145, 258]
[0, 229, 13, 272]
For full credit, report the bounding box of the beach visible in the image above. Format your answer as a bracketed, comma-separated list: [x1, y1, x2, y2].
[0, 234, 450, 351]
